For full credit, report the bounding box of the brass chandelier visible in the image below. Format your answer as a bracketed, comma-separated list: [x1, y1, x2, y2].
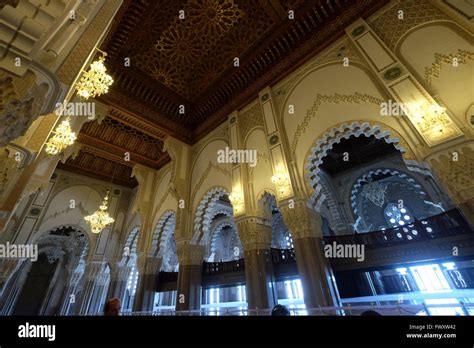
[84, 191, 115, 234]
[44, 118, 77, 156]
[229, 190, 244, 207]
[75, 50, 114, 100]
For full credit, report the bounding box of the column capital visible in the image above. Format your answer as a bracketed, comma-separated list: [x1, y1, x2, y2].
[176, 241, 204, 266]
[279, 199, 322, 239]
[236, 217, 272, 251]
[145, 257, 162, 275]
[135, 253, 148, 272]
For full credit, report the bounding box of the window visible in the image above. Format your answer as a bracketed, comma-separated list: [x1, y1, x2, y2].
[126, 263, 139, 296]
[384, 203, 414, 228]
[153, 291, 177, 311]
[277, 279, 307, 315]
[409, 264, 450, 292]
[285, 232, 294, 249]
[443, 262, 468, 289]
[123, 261, 139, 311]
[201, 285, 248, 315]
[397, 263, 467, 315]
[384, 203, 425, 240]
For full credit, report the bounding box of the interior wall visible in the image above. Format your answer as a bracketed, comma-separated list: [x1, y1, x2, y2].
[190, 138, 232, 215]
[396, 21, 474, 132]
[244, 127, 274, 209]
[280, 63, 403, 177]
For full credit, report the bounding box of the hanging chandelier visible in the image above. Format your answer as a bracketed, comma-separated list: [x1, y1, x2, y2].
[229, 190, 244, 207]
[75, 51, 113, 100]
[45, 118, 77, 155]
[229, 189, 244, 215]
[271, 166, 291, 197]
[84, 191, 115, 234]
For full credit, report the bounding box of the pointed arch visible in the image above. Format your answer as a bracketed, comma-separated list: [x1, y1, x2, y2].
[207, 220, 242, 262]
[150, 210, 176, 257]
[192, 186, 230, 245]
[304, 121, 428, 211]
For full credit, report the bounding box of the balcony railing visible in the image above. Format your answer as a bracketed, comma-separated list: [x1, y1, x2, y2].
[202, 258, 245, 275]
[122, 301, 474, 316]
[199, 210, 471, 277]
[324, 209, 472, 249]
[271, 248, 296, 264]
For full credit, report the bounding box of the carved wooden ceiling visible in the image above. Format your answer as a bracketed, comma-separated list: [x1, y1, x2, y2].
[60, 0, 388, 187]
[57, 107, 170, 187]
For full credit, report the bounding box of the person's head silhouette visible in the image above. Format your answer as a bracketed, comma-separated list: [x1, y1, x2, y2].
[104, 298, 121, 316]
[271, 304, 291, 316]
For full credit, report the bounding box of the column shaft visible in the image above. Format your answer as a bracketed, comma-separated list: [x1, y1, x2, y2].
[176, 264, 202, 311]
[243, 248, 276, 310]
[133, 257, 161, 312]
[280, 201, 340, 309]
[175, 243, 204, 311]
[237, 218, 276, 311]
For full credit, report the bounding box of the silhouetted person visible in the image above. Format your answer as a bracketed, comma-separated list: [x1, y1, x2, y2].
[361, 310, 381, 316]
[271, 304, 291, 316]
[104, 298, 121, 316]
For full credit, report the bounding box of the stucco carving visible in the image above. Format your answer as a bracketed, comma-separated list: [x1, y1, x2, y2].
[192, 187, 229, 245]
[190, 161, 231, 205]
[0, 71, 46, 147]
[279, 199, 322, 240]
[238, 101, 264, 143]
[176, 241, 204, 266]
[305, 121, 422, 209]
[290, 93, 385, 153]
[0, 148, 19, 197]
[429, 144, 474, 204]
[273, 38, 364, 111]
[424, 49, 474, 85]
[236, 217, 271, 251]
[370, 0, 448, 51]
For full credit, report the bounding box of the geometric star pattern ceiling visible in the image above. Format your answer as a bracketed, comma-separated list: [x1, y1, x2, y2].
[60, 0, 388, 187]
[134, 0, 273, 100]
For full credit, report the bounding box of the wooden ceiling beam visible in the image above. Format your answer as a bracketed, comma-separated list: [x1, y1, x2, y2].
[258, 0, 284, 23]
[78, 134, 168, 169]
[98, 90, 193, 143]
[108, 61, 191, 106]
[103, 107, 168, 140]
